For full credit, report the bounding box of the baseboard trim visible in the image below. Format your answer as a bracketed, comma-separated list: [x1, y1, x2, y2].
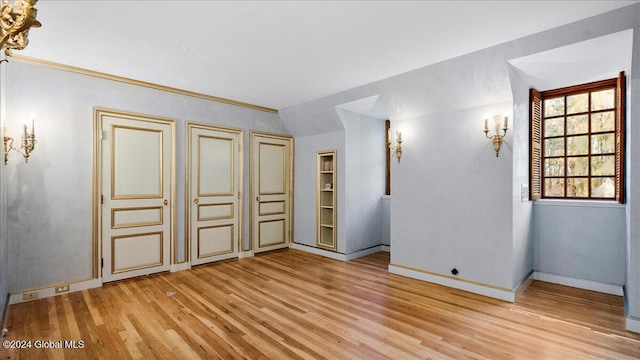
[514, 271, 535, 301]
[533, 271, 623, 296]
[292, 243, 347, 261]
[388, 263, 515, 302]
[9, 278, 102, 305]
[238, 251, 254, 259]
[626, 316, 640, 333]
[170, 262, 191, 272]
[1, 293, 9, 338]
[345, 245, 385, 260]
[381, 245, 390, 252]
[292, 243, 388, 261]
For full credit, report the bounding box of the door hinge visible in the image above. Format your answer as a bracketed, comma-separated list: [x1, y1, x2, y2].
[101, 194, 104, 205]
[101, 258, 104, 268]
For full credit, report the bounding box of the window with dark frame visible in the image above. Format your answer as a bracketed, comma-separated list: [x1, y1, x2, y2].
[385, 119, 391, 195]
[530, 72, 625, 203]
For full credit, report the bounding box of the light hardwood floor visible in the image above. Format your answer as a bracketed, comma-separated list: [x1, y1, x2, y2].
[2, 249, 639, 359]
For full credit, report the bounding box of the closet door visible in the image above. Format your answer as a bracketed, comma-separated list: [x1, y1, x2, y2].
[251, 132, 293, 253]
[98, 109, 175, 282]
[188, 123, 241, 265]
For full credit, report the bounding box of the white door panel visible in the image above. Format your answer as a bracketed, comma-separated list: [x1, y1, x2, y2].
[189, 124, 241, 266]
[112, 126, 163, 198]
[251, 133, 293, 253]
[111, 232, 163, 273]
[198, 225, 234, 257]
[259, 143, 286, 194]
[98, 110, 174, 283]
[199, 136, 234, 195]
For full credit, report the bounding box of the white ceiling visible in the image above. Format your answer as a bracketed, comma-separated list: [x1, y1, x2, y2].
[509, 30, 633, 92]
[18, 1, 640, 111]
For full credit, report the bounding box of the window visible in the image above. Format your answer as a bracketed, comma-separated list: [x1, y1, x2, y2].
[385, 119, 391, 195]
[530, 72, 625, 203]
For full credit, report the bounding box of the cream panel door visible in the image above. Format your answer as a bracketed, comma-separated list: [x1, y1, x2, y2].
[189, 124, 241, 265]
[100, 112, 174, 283]
[251, 133, 293, 253]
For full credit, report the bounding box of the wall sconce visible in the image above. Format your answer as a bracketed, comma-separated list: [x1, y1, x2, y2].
[483, 115, 508, 157]
[388, 130, 403, 163]
[4, 120, 35, 164]
[0, 0, 41, 56]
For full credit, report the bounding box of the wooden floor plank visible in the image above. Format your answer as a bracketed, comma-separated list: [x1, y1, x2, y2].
[2, 249, 639, 359]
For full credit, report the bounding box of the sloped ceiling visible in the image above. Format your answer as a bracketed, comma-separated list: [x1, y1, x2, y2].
[509, 30, 633, 91]
[17, 1, 640, 110]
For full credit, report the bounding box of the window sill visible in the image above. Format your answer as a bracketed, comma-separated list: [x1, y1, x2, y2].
[533, 199, 624, 209]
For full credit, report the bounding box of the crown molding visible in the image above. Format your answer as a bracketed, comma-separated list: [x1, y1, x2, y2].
[8, 54, 279, 114]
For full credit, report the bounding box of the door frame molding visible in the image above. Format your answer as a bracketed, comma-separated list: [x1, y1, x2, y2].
[249, 131, 294, 252]
[92, 107, 177, 279]
[185, 121, 243, 263]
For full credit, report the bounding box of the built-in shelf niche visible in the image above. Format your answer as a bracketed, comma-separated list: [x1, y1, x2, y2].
[317, 150, 337, 250]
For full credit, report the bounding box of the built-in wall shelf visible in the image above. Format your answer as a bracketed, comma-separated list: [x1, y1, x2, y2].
[317, 150, 337, 251]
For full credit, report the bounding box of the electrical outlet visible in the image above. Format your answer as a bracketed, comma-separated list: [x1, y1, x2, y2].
[22, 291, 39, 301]
[55, 284, 70, 294]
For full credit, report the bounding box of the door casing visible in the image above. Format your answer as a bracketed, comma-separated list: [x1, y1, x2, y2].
[186, 122, 242, 265]
[93, 107, 176, 281]
[250, 131, 294, 253]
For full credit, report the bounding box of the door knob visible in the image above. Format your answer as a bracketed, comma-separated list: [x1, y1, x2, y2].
[194, 198, 199, 204]
[164, 199, 168, 206]
[256, 196, 261, 202]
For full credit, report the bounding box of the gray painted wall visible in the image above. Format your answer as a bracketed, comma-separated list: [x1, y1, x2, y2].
[0, 63, 8, 320]
[341, 109, 386, 254]
[293, 130, 346, 252]
[281, 4, 640, 306]
[391, 104, 514, 289]
[381, 196, 390, 246]
[508, 67, 534, 287]
[627, 25, 640, 319]
[2, 2, 640, 328]
[4, 61, 288, 292]
[534, 202, 626, 285]
[292, 109, 385, 256]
